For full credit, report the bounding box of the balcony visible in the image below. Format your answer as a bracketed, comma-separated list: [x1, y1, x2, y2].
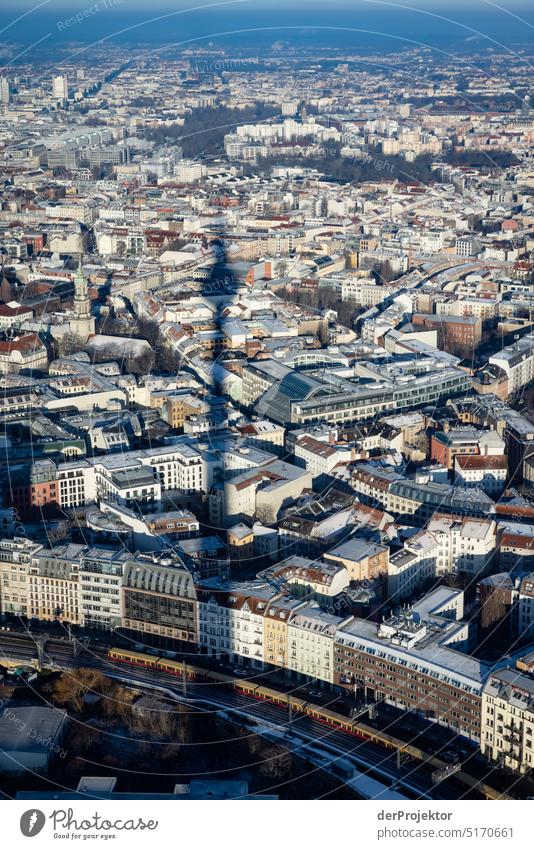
[503, 732, 522, 745]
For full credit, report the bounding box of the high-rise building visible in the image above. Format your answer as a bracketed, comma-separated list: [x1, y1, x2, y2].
[282, 100, 298, 116]
[0, 77, 10, 105]
[52, 75, 68, 102]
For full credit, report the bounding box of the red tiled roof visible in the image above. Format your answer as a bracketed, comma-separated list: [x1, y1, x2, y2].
[455, 455, 507, 470]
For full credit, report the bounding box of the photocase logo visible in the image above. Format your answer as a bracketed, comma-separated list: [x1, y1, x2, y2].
[20, 810, 46, 838]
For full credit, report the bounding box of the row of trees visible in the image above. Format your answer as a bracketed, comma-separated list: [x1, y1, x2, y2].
[277, 284, 364, 328]
[136, 317, 183, 372]
[44, 668, 189, 741]
[42, 669, 355, 796]
[144, 102, 277, 157]
[250, 146, 436, 184]
[445, 148, 519, 168]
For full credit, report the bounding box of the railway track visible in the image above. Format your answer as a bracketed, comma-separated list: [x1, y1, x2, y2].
[0, 632, 512, 801]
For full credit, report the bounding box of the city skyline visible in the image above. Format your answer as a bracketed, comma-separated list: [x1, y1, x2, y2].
[0, 0, 534, 826]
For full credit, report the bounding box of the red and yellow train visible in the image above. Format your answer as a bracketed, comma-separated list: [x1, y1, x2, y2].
[106, 647, 508, 801]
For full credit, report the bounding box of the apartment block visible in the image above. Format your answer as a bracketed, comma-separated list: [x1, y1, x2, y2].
[481, 668, 534, 774]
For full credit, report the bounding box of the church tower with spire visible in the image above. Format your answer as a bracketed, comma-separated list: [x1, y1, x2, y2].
[70, 259, 95, 341]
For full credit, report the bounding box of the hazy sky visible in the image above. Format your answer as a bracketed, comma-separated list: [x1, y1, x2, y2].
[3, 0, 534, 9]
[1, 0, 533, 48]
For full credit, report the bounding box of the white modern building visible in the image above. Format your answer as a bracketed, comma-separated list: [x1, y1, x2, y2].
[427, 515, 497, 577]
[52, 75, 68, 102]
[388, 530, 440, 602]
[489, 334, 534, 396]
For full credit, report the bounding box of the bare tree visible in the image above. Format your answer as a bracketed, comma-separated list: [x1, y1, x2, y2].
[258, 744, 292, 779]
[44, 669, 112, 712]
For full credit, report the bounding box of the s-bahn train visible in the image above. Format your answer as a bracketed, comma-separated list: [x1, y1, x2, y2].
[108, 648, 507, 799]
[106, 647, 507, 800]
[108, 646, 374, 734]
